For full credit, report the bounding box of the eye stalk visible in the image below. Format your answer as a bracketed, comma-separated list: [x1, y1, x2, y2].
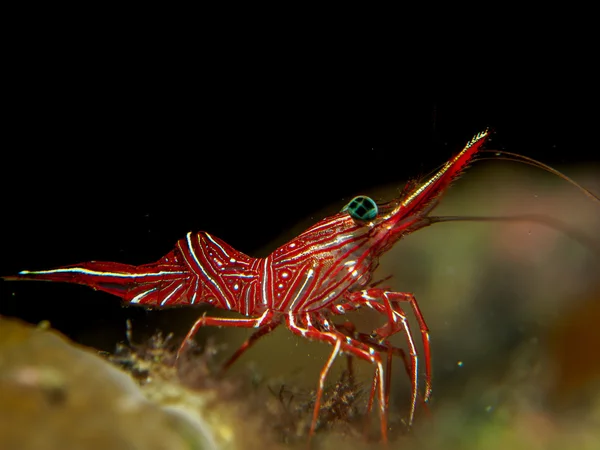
[342, 196, 378, 220]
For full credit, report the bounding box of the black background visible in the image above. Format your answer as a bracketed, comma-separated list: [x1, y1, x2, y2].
[1, 36, 598, 351]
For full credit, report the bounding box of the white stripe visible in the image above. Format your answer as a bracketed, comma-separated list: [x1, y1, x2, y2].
[302, 216, 347, 235]
[244, 286, 251, 316]
[255, 309, 271, 327]
[19, 268, 186, 278]
[205, 233, 230, 258]
[280, 232, 362, 264]
[261, 257, 269, 307]
[160, 283, 185, 306]
[287, 313, 306, 337]
[288, 268, 314, 312]
[186, 233, 232, 310]
[222, 273, 256, 279]
[130, 287, 158, 304]
[190, 278, 199, 305]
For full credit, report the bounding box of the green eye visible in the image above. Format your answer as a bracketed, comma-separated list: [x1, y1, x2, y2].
[342, 196, 378, 220]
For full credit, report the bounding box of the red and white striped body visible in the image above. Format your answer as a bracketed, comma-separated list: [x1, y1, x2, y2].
[11, 219, 379, 317]
[4, 129, 493, 444]
[9, 130, 489, 319]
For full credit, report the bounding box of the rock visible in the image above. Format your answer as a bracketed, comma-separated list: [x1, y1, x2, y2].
[0, 316, 215, 450]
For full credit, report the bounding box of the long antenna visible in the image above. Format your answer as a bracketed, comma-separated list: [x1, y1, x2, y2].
[479, 150, 600, 204]
[426, 214, 600, 260]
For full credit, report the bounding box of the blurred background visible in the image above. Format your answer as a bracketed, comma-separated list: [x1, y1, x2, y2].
[1, 48, 599, 448]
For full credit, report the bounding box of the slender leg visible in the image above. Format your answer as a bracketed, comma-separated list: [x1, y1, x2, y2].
[176, 310, 274, 360]
[330, 319, 367, 389]
[335, 320, 411, 433]
[384, 291, 432, 403]
[344, 289, 430, 426]
[358, 331, 432, 420]
[376, 296, 419, 426]
[219, 321, 280, 373]
[285, 312, 388, 445]
[311, 338, 342, 437]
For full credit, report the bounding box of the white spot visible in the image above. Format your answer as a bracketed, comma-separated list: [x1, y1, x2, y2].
[289, 243, 296, 248]
[233, 284, 239, 290]
[281, 271, 290, 279]
[351, 270, 358, 277]
[278, 283, 284, 289]
[230, 258, 236, 263]
[336, 305, 345, 314]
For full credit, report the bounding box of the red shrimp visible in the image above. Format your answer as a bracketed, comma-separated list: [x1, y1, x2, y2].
[10, 129, 595, 444]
